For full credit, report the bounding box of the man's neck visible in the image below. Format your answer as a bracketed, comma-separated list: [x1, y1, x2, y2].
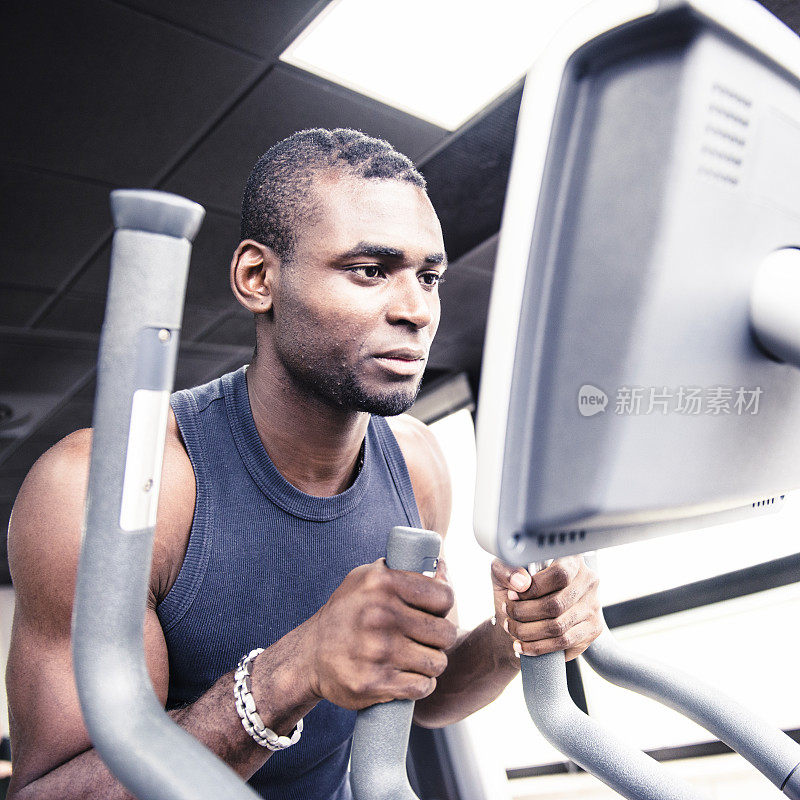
[245, 357, 370, 498]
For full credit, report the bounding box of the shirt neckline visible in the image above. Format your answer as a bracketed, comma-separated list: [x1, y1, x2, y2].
[222, 366, 372, 521]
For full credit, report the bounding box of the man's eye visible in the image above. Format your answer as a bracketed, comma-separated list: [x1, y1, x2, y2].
[420, 272, 445, 287]
[352, 265, 383, 279]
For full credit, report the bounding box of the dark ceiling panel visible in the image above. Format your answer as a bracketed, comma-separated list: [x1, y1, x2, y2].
[758, 0, 800, 32]
[38, 209, 243, 338]
[0, 166, 113, 293]
[0, 332, 98, 461]
[173, 346, 252, 391]
[114, 0, 329, 59]
[183, 211, 242, 310]
[0, 285, 53, 328]
[162, 64, 447, 213]
[0, 0, 261, 185]
[420, 86, 522, 262]
[437, 266, 493, 345]
[197, 308, 255, 349]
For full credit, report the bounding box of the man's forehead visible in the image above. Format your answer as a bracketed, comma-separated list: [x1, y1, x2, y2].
[305, 173, 445, 252]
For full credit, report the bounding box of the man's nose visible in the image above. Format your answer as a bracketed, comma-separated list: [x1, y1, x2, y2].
[386, 274, 435, 329]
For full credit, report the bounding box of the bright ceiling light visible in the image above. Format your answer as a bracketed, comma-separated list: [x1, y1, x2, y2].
[280, 0, 594, 131]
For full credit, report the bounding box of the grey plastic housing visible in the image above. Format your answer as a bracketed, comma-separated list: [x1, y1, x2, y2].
[72, 190, 260, 799]
[350, 526, 442, 800]
[521, 652, 708, 800]
[750, 248, 800, 371]
[582, 628, 800, 798]
[474, 0, 800, 566]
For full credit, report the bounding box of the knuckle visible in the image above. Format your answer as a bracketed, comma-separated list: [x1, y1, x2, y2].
[447, 622, 459, 648]
[365, 635, 393, 664]
[441, 620, 459, 650]
[551, 564, 570, 589]
[554, 632, 574, 650]
[438, 581, 455, 613]
[431, 651, 448, 677]
[364, 567, 389, 594]
[544, 595, 565, 618]
[547, 616, 568, 637]
[490, 558, 509, 582]
[361, 603, 393, 631]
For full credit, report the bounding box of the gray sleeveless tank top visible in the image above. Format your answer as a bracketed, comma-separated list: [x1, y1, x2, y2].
[158, 366, 422, 799]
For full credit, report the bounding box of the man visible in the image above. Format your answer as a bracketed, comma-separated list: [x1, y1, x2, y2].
[6, 128, 601, 799]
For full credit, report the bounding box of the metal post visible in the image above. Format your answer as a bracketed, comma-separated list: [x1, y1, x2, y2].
[520, 562, 708, 800]
[583, 626, 800, 797]
[72, 189, 260, 800]
[350, 526, 442, 800]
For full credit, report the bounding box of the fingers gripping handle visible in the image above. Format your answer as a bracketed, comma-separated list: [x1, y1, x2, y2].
[350, 526, 442, 800]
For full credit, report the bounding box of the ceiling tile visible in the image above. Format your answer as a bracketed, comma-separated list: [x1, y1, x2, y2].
[184, 210, 242, 308]
[421, 86, 522, 261]
[33, 293, 106, 334]
[198, 308, 255, 348]
[0, 284, 53, 327]
[0, 333, 98, 461]
[173, 348, 250, 391]
[163, 64, 446, 213]
[437, 265, 493, 342]
[0, 167, 113, 292]
[37, 208, 242, 336]
[116, 0, 328, 59]
[1, 0, 262, 185]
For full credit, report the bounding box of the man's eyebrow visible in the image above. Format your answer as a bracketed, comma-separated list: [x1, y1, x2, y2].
[339, 242, 447, 267]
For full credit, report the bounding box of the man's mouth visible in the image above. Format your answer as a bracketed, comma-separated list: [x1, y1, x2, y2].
[373, 348, 427, 376]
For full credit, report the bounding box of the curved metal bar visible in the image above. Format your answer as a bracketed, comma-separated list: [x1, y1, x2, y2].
[72, 189, 260, 800]
[583, 628, 800, 798]
[521, 652, 708, 800]
[350, 526, 442, 800]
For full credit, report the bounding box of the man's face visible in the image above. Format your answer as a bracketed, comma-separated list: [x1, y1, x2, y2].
[269, 173, 446, 416]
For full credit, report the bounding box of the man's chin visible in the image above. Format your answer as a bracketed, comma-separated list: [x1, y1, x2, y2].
[350, 381, 421, 417]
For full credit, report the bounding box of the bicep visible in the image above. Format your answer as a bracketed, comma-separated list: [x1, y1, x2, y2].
[6, 435, 170, 790]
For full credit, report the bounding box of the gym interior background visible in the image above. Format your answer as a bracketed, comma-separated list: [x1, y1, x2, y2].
[2, 1, 800, 798]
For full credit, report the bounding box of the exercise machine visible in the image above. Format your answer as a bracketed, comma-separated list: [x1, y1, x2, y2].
[72, 0, 800, 798]
[474, 0, 800, 797]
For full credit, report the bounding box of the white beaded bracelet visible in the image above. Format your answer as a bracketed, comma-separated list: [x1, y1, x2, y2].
[233, 648, 304, 751]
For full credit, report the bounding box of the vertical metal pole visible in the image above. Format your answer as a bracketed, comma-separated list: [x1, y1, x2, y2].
[72, 190, 260, 800]
[350, 526, 442, 800]
[519, 562, 708, 800]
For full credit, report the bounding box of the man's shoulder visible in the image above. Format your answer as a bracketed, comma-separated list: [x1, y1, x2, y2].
[8, 412, 195, 605]
[384, 414, 451, 536]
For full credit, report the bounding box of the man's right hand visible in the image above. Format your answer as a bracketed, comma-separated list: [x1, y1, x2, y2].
[301, 558, 458, 710]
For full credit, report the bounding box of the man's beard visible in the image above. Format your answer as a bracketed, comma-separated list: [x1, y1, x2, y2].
[275, 330, 422, 416]
[299, 364, 422, 416]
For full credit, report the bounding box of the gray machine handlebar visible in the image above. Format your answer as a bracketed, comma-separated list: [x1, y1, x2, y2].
[350, 526, 442, 800]
[72, 189, 261, 800]
[521, 652, 708, 800]
[582, 627, 800, 798]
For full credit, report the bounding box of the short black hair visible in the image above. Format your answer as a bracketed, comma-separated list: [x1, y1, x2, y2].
[241, 128, 427, 261]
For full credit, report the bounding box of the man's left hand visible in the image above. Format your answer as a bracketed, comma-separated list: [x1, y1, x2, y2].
[491, 557, 602, 662]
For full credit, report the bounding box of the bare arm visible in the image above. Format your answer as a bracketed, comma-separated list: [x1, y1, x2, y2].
[5, 428, 316, 799]
[7, 423, 456, 798]
[389, 414, 602, 729]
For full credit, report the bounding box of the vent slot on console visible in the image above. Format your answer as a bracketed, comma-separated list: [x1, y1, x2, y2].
[698, 82, 751, 186]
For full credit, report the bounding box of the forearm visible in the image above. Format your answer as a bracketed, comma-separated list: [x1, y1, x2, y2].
[9, 627, 319, 800]
[412, 617, 520, 728]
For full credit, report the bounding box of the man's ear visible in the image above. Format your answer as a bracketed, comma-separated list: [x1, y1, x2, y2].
[230, 239, 280, 313]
